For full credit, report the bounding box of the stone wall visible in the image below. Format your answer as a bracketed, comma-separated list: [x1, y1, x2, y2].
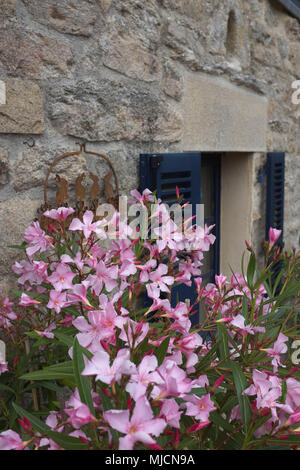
[0, 0, 299, 289]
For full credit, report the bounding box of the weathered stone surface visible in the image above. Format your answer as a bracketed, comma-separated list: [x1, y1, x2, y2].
[183, 73, 268, 151]
[13, 146, 88, 193]
[0, 195, 41, 279]
[0, 28, 73, 79]
[285, 17, 300, 42]
[98, 0, 112, 14]
[0, 0, 16, 26]
[0, 80, 45, 134]
[161, 0, 203, 21]
[161, 61, 183, 101]
[0, 80, 5, 105]
[288, 43, 300, 76]
[47, 78, 182, 142]
[0, 148, 8, 186]
[22, 0, 98, 37]
[99, 20, 160, 82]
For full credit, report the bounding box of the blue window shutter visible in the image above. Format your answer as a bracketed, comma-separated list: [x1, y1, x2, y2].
[266, 152, 285, 287]
[140, 152, 202, 326]
[266, 152, 285, 247]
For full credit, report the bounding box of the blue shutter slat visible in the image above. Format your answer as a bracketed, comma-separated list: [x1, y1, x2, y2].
[266, 152, 285, 288]
[140, 152, 202, 326]
[266, 152, 285, 247]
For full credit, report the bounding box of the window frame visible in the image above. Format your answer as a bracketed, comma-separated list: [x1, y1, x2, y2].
[276, 0, 300, 20]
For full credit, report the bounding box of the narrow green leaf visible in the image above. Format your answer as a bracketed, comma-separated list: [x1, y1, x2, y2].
[47, 431, 87, 450]
[246, 253, 256, 289]
[242, 294, 249, 323]
[229, 361, 251, 425]
[73, 338, 95, 415]
[217, 323, 230, 362]
[12, 403, 49, 434]
[55, 332, 93, 359]
[20, 361, 74, 381]
[155, 336, 170, 366]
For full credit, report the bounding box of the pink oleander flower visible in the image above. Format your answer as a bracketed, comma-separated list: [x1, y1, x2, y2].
[65, 393, 95, 429]
[175, 333, 203, 369]
[119, 259, 137, 278]
[126, 355, 158, 401]
[215, 274, 227, 289]
[184, 393, 216, 422]
[186, 224, 216, 251]
[285, 377, 300, 411]
[146, 264, 174, 299]
[73, 302, 126, 353]
[159, 398, 182, 429]
[137, 259, 157, 283]
[230, 314, 265, 337]
[154, 219, 184, 253]
[103, 396, 166, 450]
[151, 359, 192, 399]
[0, 430, 26, 450]
[86, 260, 118, 295]
[82, 349, 136, 385]
[129, 189, 155, 205]
[19, 293, 40, 307]
[61, 253, 84, 271]
[286, 410, 300, 426]
[69, 210, 107, 239]
[48, 263, 76, 292]
[243, 370, 273, 398]
[36, 322, 56, 339]
[67, 282, 91, 306]
[118, 319, 149, 348]
[176, 260, 202, 286]
[47, 290, 67, 314]
[43, 207, 75, 222]
[262, 332, 288, 372]
[268, 227, 282, 247]
[13, 260, 48, 286]
[24, 221, 52, 257]
[0, 361, 8, 375]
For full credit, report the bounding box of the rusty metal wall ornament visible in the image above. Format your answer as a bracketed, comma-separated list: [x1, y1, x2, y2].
[37, 143, 120, 227]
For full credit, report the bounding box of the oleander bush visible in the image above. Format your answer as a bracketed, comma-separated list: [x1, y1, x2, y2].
[0, 190, 299, 450]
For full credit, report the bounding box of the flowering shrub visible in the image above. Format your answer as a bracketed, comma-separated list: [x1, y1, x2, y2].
[0, 191, 299, 450]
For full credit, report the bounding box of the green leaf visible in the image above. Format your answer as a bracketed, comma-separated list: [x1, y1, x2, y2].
[12, 403, 49, 435]
[55, 332, 93, 359]
[0, 383, 16, 395]
[13, 403, 87, 450]
[155, 336, 170, 366]
[246, 253, 256, 289]
[241, 294, 249, 323]
[73, 338, 95, 415]
[47, 431, 87, 450]
[217, 323, 230, 362]
[20, 361, 74, 381]
[98, 388, 112, 412]
[229, 361, 251, 425]
[197, 343, 218, 371]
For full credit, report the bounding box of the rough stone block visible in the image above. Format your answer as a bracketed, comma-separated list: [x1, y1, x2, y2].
[0, 28, 73, 79]
[22, 0, 98, 37]
[0, 80, 5, 105]
[0, 79, 45, 134]
[13, 146, 87, 193]
[0, 195, 41, 279]
[0, 147, 8, 186]
[183, 74, 268, 152]
[48, 77, 182, 143]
